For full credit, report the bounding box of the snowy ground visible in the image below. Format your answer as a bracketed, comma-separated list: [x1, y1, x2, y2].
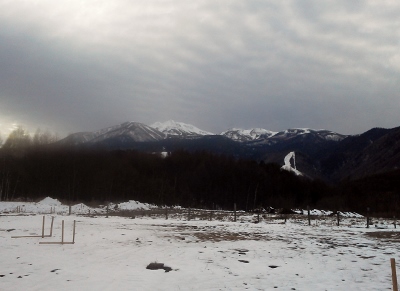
[1, 199, 399, 291]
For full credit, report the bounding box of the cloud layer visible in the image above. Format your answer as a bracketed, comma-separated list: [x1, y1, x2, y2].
[1, 0, 399, 138]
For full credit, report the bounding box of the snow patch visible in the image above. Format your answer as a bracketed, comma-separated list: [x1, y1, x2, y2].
[292, 209, 363, 218]
[1, 208, 395, 290]
[281, 152, 303, 176]
[37, 197, 62, 206]
[110, 200, 156, 211]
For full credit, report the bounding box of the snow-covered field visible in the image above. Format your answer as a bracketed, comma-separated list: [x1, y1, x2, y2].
[1, 199, 399, 291]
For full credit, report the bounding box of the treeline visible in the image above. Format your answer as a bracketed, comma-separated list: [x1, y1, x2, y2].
[0, 127, 399, 216]
[0, 144, 336, 210]
[338, 170, 400, 217]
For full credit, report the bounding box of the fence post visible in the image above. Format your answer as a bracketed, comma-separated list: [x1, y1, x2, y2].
[394, 216, 397, 229]
[69, 205, 72, 216]
[257, 211, 260, 223]
[209, 211, 213, 221]
[61, 220, 64, 244]
[337, 211, 340, 226]
[41, 216, 45, 238]
[234, 203, 237, 222]
[72, 220, 76, 244]
[165, 208, 168, 220]
[307, 205, 311, 226]
[367, 207, 370, 228]
[50, 216, 54, 237]
[391, 258, 398, 291]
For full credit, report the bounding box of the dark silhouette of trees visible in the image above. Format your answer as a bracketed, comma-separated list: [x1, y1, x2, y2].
[2, 127, 31, 151]
[0, 142, 331, 209]
[0, 135, 398, 216]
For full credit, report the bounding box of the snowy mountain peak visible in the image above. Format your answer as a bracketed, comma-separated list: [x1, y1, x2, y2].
[274, 128, 347, 141]
[95, 121, 165, 142]
[221, 127, 347, 144]
[221, 128, 278, 142]
[58, 121, 165, 145]
[150, 120, 213, 137]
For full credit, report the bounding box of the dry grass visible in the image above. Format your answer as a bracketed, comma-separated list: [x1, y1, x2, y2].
[192, 231, 268, 242]
[157, 223, 270, 242]
[365, 231, 400, 242]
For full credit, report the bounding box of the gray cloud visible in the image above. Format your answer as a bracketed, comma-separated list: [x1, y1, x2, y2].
[0, 0, 399, 138]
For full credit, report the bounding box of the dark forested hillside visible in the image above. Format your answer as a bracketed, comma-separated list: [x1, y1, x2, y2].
[1, 143, 399, 216]
[0, 145, 333, 210]
[337, 170, 400, 217]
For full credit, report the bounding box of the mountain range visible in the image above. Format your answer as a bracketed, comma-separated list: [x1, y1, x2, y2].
[57, 120, 400, 183]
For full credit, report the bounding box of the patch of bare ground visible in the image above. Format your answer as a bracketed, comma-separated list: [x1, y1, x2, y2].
[192, 231, 268, 242]
[157, 224, 270, 242]
[365, 231, 400, 242]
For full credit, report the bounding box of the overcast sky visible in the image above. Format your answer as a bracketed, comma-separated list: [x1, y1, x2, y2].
[1, 0, 399, 139]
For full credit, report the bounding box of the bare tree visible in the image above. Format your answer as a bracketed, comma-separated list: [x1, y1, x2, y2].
[2, 126, 31, 150]
[32, 128, 59, 146]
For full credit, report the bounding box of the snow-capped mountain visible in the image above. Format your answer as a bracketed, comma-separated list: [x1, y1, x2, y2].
[269, 128, 347, 142]
[150, 120, 213, 138]
[58, 122, 165, 146]
[221, 128, 277, 142]
[90, 122, 165, 143]
[56, 121, 400, 182]
[58, 132, 98, 146]
[221, 127, 346, 144]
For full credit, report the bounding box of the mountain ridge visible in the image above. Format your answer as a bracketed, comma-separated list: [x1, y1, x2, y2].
[56, 121, 400, 183]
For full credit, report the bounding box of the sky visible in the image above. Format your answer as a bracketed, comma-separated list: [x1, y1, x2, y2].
[1, 0, 399, 140]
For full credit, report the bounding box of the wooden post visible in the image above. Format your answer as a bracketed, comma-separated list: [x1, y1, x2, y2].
[12, 216, 54, 239]
[234, 203, 237, 222]
[367, 207, 370, 228]
[209, 211, 213, 221]
[165, 208, 168, 220]
[337, 211, 340, 226]
[61, 220, 64, 244]
[50, 216, 54, 237]
[391, 258, 398, 291]
[69, 205, 72, 216]
[38, 220, 76, 245]
[257, 211, 260, 223]
[42, 216, 45, 238]
[106, 204, 109, 218]
[72, 220, 76, 244]
[394, 216, 397, 229]
[253, 183, 259, 211]
[307, 206, 311, 226]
